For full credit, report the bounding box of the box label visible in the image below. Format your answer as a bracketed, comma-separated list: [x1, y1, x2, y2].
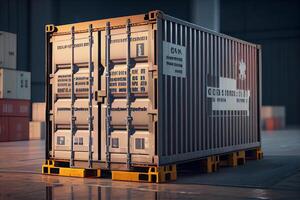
[163, 41, 186, 77]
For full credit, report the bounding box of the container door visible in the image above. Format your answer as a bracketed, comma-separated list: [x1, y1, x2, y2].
[51, 29, 100, 162]
[102, 21, 156, 167]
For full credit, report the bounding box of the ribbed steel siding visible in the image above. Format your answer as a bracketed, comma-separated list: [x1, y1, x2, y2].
[158, 15, 260, 165]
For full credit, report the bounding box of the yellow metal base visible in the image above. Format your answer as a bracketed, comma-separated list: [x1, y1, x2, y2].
[220, 151, 246, 167]
[246, 148, 263, 160]
[200, 155, 220, 173]
[112, 165, 177, 183]
[42, 160, 101, 178]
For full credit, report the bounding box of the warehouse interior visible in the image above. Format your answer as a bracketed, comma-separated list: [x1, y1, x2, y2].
[0, 0, 299, 199]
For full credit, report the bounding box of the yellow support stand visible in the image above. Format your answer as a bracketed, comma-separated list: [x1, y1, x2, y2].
[199, 155, 220, 173]
[42, 160, 102, 178]
[246, 148, 263, 160]
[220, 150, 246, 167]
[112, 165, 177, 183]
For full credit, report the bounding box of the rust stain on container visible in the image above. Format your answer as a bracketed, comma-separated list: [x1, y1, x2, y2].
[45, 10, 262, 169]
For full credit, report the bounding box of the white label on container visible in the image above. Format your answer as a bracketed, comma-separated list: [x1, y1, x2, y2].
[163, 41, 186, 77]
[207, 77, 250, 115]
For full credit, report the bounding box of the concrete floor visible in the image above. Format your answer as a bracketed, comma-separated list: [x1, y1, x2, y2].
[0, 129, 300, 199]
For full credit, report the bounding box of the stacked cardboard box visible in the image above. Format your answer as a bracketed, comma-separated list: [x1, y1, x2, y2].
[30, 102, 46, 140]
[0, 31, 31, 142]
[261, 106, 286, 130]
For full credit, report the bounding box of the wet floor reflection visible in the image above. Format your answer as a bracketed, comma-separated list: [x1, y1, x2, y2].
[44, 184, 200, 200]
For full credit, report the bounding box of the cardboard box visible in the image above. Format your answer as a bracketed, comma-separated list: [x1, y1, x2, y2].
[29, 121, 46, 140]
[0, 31, 16, 70]
[261, 106, 286, 130]
[16, 70, 31, 100]
[32, 102, 45, 121]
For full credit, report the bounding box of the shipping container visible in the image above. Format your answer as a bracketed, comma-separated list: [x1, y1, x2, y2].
[29, 121, 46, 140]
[45, 11, 262, 170]
[16, 70, 31, 100]
[0, 68, 31, 99]
[0, 99, 31, 117]
[0, 31, 17, 70]
[32, 102, 46, 121]
[8, 116, 29, 141]
[0, 68, 17, 98]
[0, 116, 9, 142]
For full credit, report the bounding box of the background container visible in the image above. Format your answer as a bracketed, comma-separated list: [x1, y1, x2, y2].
[8, 117, 29, 141]
[261, 106, 285, 130]
[45, 10, 261, 169]
[0, 31, 17, 70]
[0, 117, 9, 142]
[0, 99, 31, 117]
[0, 68, 31, 99]
[0, 68, 17, 98]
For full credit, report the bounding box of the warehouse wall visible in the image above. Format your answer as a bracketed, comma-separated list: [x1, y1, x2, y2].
[0, 0, 30, 71]
[220, 0, 300, 126]
[190, 0, 220, 32]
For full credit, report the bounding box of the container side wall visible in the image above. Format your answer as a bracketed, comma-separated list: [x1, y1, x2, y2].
[158, 14, 260, 165]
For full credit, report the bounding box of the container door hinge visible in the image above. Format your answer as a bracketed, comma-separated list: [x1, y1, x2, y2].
[148, 109, 158, 115]
[149, 64, 158, 72]
[148, 109, 158, 122]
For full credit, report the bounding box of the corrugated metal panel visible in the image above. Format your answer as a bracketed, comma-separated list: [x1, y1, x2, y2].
[157, 13, 260, 165]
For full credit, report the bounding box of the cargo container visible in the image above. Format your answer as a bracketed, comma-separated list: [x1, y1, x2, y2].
[16, 70, 31, 100]
[45, 11, 261, 170]
[0, 68, 17, 98]
[0, 116, 9, 142]
[0, 99, 31, 117]
[0, 68, 31, 99]
[32, 102, 46, 121]
[8, 117, 29, 141]
[0, 31, 17, 70]
[0, 116, 29, 142]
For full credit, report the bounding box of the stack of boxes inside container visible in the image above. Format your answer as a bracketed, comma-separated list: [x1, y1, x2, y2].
[0, 31, 31, 142]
